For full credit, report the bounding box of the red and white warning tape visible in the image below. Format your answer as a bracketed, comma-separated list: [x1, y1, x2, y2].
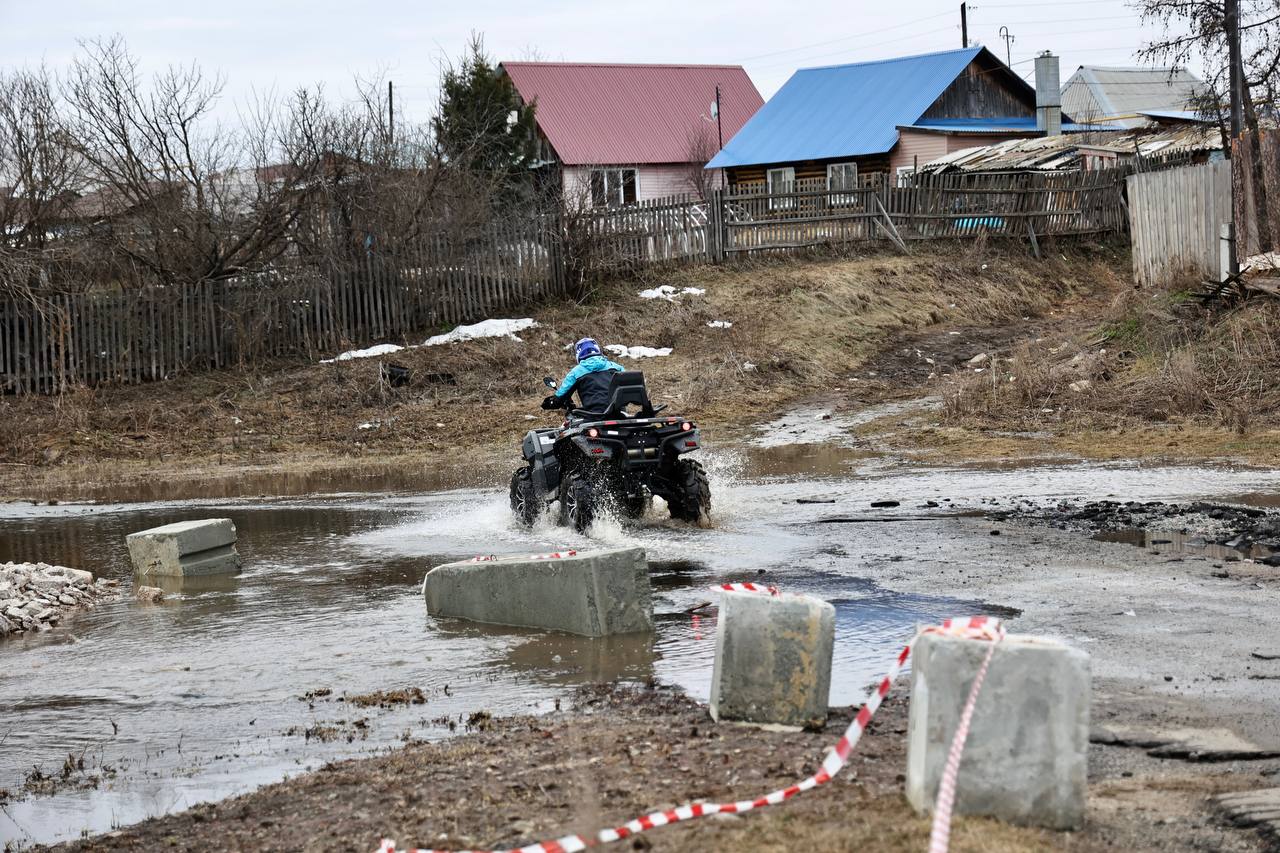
[377, 605, 1004, 853]
[713, 581, 779, 596]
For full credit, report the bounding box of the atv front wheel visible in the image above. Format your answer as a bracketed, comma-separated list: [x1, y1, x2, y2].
[667, 459, 711, 524]
[509, 467, 539, 526]
[559, 470, 597, 533]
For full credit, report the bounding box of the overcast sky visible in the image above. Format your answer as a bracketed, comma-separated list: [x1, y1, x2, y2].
[0, 0, 1195, 123]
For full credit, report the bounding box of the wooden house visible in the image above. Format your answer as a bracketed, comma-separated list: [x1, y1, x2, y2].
[708, 46, 1076, 190]
[498, 62, 763, 205]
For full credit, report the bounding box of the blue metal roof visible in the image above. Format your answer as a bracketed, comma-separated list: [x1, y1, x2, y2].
[708, 47, 989, 169]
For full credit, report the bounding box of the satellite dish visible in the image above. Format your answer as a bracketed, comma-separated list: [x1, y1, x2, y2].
[709, 100, 719, 118]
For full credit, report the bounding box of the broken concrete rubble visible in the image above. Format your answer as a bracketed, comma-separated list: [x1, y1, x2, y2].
[0, 561, 120, 638]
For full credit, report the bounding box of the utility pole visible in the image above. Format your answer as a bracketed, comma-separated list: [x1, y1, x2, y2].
[388, 80, 395, 149]
[999, 26, 1014, 66]
[1225, 0, 1243, 139]
[960, 3, 969, 48]
[715, 85, 723, 150]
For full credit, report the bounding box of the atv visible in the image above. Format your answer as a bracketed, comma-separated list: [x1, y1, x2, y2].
[509, 371, 710, 532]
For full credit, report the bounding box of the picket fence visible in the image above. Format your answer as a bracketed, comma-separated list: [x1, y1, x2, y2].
[3, 168, 1128, 394]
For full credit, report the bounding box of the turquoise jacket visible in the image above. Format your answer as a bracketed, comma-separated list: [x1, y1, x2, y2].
[555, 354, 625, 398]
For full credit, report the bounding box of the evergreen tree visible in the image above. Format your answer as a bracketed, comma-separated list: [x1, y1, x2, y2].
[433, 35, 537, 196]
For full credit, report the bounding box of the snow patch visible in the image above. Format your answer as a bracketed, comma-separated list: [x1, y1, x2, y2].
[424, 318, 537, 346]
[604, 344, 673, 359]
[638, 285, 706, 301]
[706, 320, 732, 329]
[320, 343, 404, 363]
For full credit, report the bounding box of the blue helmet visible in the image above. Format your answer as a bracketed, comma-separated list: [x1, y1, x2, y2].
[574, 337, 602, 362]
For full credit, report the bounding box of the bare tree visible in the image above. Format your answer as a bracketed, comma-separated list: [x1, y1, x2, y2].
[1136, 0, 1280, 250]
[682, 126, 719, 200]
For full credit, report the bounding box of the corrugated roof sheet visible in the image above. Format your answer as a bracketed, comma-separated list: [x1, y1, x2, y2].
[707, 47, 1002, 169]
[499, 62, 763, 166]
[919, 124, 1222, 173]
[907, 117, 1097, 134]
[1060, 66, 1205, 129]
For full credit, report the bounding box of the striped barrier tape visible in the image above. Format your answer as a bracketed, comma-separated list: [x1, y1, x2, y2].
[711, 581, 778, 594]
[378, 611, 1004, 853]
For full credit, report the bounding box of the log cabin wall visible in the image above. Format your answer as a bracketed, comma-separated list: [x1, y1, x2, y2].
[919, 58, 1035, 120]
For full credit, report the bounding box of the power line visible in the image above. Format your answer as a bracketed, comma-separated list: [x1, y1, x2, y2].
[738, 10, 955, 62]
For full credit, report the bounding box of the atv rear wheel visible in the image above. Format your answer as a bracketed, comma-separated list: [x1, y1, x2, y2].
[667, 459, 711, 524]
[559, 470, 597, 533]
[509, 467, 539, 526]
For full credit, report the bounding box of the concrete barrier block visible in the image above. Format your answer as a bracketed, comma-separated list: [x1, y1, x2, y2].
[709, 591, 835, 728]
[126, 519, 242, 577]
[906, 632, 1091, 830]
[423, 547, 653, 637]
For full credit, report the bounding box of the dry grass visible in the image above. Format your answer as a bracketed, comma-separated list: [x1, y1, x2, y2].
[942, 277, 1280, 436]
[1, 243, 1129, 498]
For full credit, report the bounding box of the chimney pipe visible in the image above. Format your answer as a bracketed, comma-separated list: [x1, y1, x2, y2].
[1034, 51, 1062, 137]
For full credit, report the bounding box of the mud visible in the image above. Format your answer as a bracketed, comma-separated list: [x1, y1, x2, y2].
[989, 499, 1280, 563]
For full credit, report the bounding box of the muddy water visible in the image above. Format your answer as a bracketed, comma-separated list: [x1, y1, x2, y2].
[2, 455, 1278, 847]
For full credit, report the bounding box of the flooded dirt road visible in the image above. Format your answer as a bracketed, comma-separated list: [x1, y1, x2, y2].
[1, 451, 1278, 847]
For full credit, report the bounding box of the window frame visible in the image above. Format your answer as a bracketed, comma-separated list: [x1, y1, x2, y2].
[588, 167, 640, 207]
[767, 166, 796, 210]
[826, 162, 858, 205]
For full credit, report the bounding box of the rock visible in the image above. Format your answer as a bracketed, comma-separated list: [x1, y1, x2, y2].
[967, 353, 989, 366]
[0, 615, 10, 635]
[870, 500, 900, 508]
[58, 594, 76, 605]
[1068, 379, 1092, 392]
[135, 586, 165, 604]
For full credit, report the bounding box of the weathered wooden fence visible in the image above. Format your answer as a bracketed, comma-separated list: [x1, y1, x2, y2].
[4, 168, 1133, 394]
[1, 219, 561, 394]
[1127, 160, 1233, 288]
[580, 169, 1129, 262]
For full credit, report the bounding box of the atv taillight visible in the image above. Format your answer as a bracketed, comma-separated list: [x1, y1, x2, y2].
[587, 428, 599, 438]
[681, 421, 692, 431]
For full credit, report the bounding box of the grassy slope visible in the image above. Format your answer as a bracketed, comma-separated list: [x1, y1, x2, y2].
[1, 242, 1142, 499]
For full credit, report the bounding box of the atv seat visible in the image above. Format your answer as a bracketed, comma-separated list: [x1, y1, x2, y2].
[571, 371, 666, 420]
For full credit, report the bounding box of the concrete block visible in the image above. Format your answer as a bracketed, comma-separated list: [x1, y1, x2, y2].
[709, 591, 835, 728]
[126, 519, 241, 577]
[906, 632, 1091, 830]
[423, 548, 653, 637]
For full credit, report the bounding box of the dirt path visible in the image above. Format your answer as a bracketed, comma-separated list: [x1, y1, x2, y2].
[44, 684, 1267, 853]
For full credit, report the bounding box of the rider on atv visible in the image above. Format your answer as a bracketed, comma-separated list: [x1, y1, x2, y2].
[542, 338, 624, 414]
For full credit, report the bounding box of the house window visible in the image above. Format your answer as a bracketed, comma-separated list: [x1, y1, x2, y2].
[827, 162, 858, 205]
[767, 166, 795, 209]
[895, 166, 915, 187]
[589, 168, 639, 207]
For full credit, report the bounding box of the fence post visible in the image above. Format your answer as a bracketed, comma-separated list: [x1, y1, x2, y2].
[710, 187, 727, 263]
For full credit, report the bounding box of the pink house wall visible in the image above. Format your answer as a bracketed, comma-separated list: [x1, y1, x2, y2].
[563, 164, 725, 204]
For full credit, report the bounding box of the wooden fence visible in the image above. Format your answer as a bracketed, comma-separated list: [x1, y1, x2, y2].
[4, 168, 1132, 394]
[1127, 160, 1233, 288]
[1, 219, 561, 394]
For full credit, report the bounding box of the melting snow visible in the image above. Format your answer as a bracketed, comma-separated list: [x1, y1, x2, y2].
[424, 318, 538, 346]
[707, 320, 732, 329]
[320, 343, 404, 363]
[638, 285, 706, 301]
[605, 344, 673, 359]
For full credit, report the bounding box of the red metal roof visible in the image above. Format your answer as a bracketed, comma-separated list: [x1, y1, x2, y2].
[499, 62, 763, 167]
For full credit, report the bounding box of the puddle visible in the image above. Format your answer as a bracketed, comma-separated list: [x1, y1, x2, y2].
[2, 458, 1279, 846]
[1094, 528, 1275, 562]
[750, 399, 937, 449]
